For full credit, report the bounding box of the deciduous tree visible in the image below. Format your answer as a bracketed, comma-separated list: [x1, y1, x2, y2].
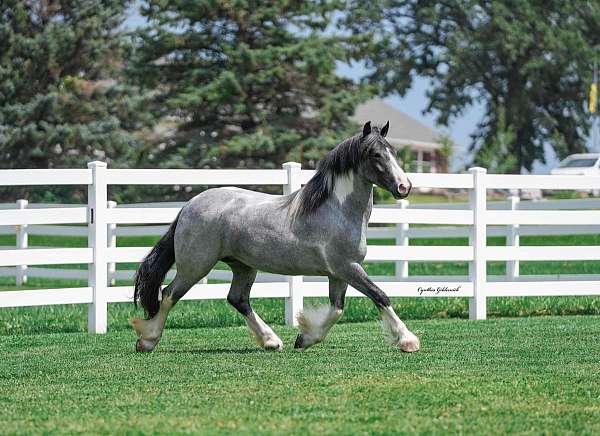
[346, 1, 600, 173]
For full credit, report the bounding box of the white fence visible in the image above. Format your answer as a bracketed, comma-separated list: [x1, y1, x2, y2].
[0, 162, 599, 333]
[3, 196, 600, 285]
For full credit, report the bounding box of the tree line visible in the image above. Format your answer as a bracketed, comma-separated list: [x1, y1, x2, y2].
[1, 1, 598, 201]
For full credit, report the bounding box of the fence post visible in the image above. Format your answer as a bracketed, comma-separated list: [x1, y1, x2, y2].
[283, 162, 303, 326]
[506, 195, 520, 280]
[395, 199, 409, 279]
[87, 161, 108, 334]
[107, 201, 117, 286]
[15, 199, 28, 286]
[468, 167, 487, 320]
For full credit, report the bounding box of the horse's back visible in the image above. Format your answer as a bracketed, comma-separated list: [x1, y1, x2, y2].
[173, 186, 288, 258]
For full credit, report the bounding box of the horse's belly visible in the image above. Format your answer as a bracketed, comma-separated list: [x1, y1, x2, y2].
[244, 257, 328, 276]
[231, 233, 330, 276]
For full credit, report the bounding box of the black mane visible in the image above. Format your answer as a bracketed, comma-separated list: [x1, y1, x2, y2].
[287, 128, 382, 218]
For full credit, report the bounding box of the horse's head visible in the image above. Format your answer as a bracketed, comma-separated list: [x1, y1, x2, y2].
[358, 121, 412, 199]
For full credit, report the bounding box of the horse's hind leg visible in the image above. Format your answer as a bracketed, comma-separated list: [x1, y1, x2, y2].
[225, 260, 283, 351]
[294, 277, 345, 350]
[134, 249, 216, 352]
[133, 274, 199, 352]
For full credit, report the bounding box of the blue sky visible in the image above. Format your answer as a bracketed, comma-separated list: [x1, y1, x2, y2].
[125, 4, 599, 174]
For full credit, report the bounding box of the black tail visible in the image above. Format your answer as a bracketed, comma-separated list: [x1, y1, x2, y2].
[133, 212, 180, 318]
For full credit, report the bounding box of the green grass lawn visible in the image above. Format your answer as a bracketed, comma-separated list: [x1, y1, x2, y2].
[1, 316, 599, 434]
[1, 217, 600, 433]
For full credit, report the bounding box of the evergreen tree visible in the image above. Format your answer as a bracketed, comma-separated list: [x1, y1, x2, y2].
[346, 1, 600, 173]
[0, 0, 145, 192]
[129, 0, 369, 171]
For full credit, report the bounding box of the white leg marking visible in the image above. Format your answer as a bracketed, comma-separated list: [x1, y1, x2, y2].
[380, 306, 420, 352]
[333, 172, 354, 205]
[297, 305, 343, 348]
[132, 297, 174, 352]
[244, 311, 283, 351]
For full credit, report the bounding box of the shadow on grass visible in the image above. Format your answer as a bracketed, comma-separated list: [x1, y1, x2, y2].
[158, 347, 262, 354]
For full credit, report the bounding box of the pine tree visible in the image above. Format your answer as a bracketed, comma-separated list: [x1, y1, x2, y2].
[0, 1, 147, 200]
[129, 0, 369, 172]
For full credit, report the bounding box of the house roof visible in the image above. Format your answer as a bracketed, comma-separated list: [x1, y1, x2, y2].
[353, 98, 443, 151]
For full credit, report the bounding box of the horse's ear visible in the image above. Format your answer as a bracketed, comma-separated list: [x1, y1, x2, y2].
[362, 121, 371, 137]
[381, 120, 389, 137]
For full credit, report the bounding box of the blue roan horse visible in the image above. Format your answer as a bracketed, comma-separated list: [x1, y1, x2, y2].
[132, 121, 420, 353]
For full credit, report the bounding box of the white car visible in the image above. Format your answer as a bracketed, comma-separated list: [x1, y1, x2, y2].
[551, 153, 600, 196]
[551, 153, 600, 176]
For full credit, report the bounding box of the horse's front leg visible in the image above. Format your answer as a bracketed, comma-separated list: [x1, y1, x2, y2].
[226, 261, 283, 351]
[336, 262, 420, 352]
[294, 277, 346, 350]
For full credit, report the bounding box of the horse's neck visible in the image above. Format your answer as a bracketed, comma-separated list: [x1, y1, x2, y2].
[330, 171, 373, 224]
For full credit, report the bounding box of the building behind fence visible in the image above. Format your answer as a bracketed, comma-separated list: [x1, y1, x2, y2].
[0, 162, 599, 333]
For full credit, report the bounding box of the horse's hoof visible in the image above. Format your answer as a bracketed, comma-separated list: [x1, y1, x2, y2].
[262, 333, 283, 352]
[135, 338, 155, 353]
[294, 334, 320, 350]
[263, 337, 283, 352]
[294, 334, 305, 349]
[399, 334, 420, 353]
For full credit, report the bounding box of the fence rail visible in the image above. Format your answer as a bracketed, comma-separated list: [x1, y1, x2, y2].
[0, 163, 599, 332]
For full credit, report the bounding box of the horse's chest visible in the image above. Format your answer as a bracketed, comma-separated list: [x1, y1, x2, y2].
[327, 224, 367, 264]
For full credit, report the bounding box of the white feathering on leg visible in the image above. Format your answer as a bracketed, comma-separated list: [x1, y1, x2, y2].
[380, 313, 401, 346]
[132, 297, 174, 352]
[379, 306, 420, 352]
[297, 305, 342, 346]
[244, 311, 283, 351]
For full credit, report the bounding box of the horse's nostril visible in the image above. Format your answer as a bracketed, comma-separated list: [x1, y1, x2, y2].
[397, 182, 411, 197]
